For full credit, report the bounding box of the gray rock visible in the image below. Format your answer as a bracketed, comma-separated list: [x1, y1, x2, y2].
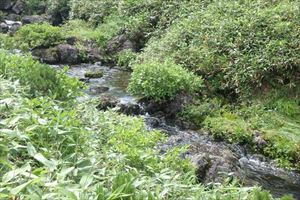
[90, 86, 109, 94]
[0, 22, 9, 33]
[21, 15, 45, 25]
[0, 0, 15, 10]
[117, 103, 143, 115]
[8, 22, 21, 34]
[11, 0, 25, 14]
[5, 13, 20, 21]
[57, 44, 80, 64]
[97, 95, 119, 111]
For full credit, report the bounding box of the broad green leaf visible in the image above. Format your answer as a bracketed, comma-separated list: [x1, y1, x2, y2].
[2, 163, 31, 183]
[11, 180, 33, 195]
[34, 153, 57, 171]
[80, 174, 94, 189]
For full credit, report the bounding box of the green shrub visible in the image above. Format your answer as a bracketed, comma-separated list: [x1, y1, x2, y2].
[204, 111, 253, 143]
[0, 50, 82, 100]
[0, 77, 273, 199]
[0, 34, 16, 50]
[139, 1, 300, 97]
[128, 59, 202, 101]
[15, 23, 65, 50]
[180, 98, 222, 127]
[116, 49, 137, 69]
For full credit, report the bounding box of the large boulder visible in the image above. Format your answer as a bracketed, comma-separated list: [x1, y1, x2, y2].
[11, 0, 25, 14]
[0, 0, 15, 11]
[56, 44, 80, 64]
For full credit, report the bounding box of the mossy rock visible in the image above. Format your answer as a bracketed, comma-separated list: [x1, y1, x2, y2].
[84, 69, 104, 78]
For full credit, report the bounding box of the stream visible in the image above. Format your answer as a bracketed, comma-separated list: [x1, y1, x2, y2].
[56, 62, 300, 199]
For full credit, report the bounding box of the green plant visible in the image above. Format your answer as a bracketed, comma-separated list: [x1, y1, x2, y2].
[15, 23, 65, 50]
[128, 59, 203, 101]
[117, 49, 137, 69]
[0, 77, 270, 199]
[0, 50, 82, 100]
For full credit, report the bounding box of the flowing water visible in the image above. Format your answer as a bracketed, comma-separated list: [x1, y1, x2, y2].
[56, 62, 300, 199]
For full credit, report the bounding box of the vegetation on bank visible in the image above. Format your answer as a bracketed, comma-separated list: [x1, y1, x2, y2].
[0, 51, 287, 199]
[0, 0, 300, 198]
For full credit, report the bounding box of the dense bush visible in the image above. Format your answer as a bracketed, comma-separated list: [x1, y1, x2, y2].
[0, 50, 82, 100]
[128, 59, 202, 100]
[0, 78, 274, 199]
[15, 23, 65, 50]
[139, 1, 300, 96]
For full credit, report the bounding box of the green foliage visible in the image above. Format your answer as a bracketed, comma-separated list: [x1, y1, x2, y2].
[139, 0, 300, 96]
[0, 77, 268, 199]
[180, 98, 222, 127]
[15, 23, 65, 50]
[0, 34, 16, 50]
[0, 50, 82, 100]
[204, 110, 253, 143]
[117, 49, 137, 70]
[128, 59, 203, 101]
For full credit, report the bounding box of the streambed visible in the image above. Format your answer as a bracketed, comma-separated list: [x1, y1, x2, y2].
[55, 62, 300, 199]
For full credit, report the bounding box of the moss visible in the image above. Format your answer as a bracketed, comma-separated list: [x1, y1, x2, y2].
[84, 69, 104, 78]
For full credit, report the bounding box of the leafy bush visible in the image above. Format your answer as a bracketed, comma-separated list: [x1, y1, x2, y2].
[117, 49, 137, 69]
[0, 50, 82, 100]
[0, 78, 272, 199]
[128, 59, 203, 101]
[139, 1, 300, 96]
[15, 23, 65, 50]
[0, 34, 15, 50]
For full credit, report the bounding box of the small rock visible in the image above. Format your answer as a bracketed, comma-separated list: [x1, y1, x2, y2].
[97, 95, 119, 111]
[90, 85, 109, 94]
[84, 69, 103, 79]
[5, 14, 20, 21]
[0, 22, 9, 33]
[8, 22, 21, 34]
[21, 15, 45, 25]
[117, 103, 142, 115]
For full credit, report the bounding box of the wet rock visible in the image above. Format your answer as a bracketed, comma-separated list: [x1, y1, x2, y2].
[239, 157, 300, 198]
[90, 85, 109, 94]
[0, 0, 15, 10]
[84, 69, 103, 79]
[0, 22, 9, 33]
[21, 15, 45, 25]
[8, 21, 21, 34]
[79, 77, 90, 83]
[11, 0, 25, 14]
[142, 93, 193, 118]
[97, 95, 119, 111]
[57, 44, 80, 64]
[5, 13, 20, 21]
[117, 103, 143, 115]
[32, 47, 59, 64]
